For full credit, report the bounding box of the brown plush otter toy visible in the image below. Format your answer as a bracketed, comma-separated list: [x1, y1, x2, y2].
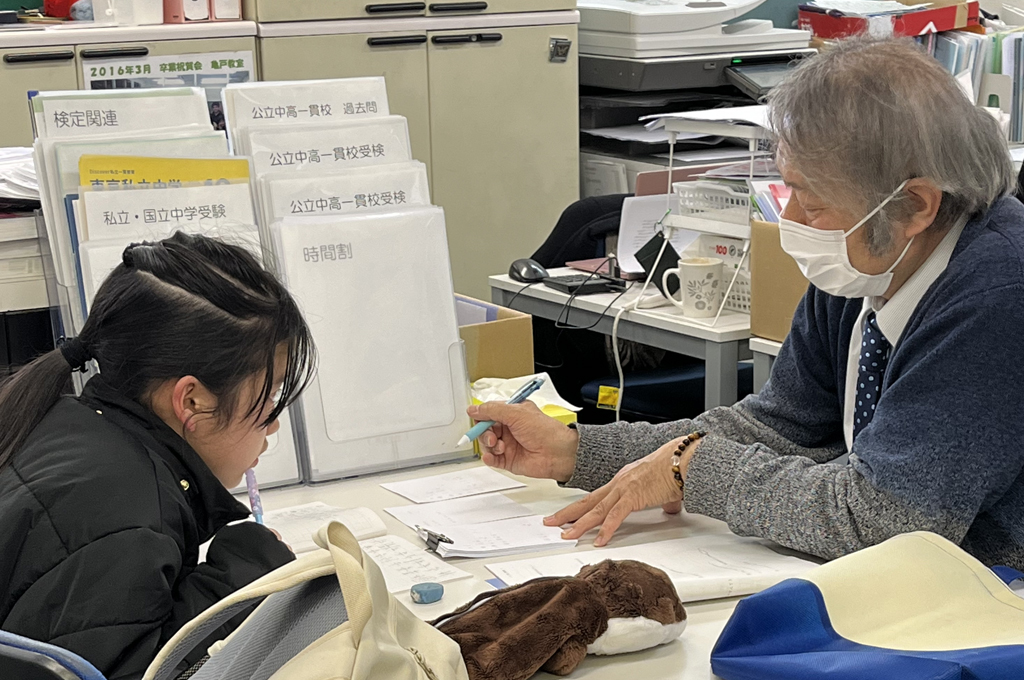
[432, 560, 687, 680]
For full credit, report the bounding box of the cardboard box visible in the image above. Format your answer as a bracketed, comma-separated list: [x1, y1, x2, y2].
[750, 220, 810, 343]
[456, 295, 534, 383]
[798, 0, 979, 39]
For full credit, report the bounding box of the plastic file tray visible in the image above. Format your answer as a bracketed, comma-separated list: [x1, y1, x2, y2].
[273, 206, 472, 482]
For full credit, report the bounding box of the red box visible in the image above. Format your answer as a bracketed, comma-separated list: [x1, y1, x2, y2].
[798, 0, 979, 39]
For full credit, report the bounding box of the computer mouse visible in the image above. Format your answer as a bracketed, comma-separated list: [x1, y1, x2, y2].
[509, 258, 549, 283]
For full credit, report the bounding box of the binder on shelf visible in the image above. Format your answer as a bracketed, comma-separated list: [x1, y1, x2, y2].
[271, 207, 473, 481]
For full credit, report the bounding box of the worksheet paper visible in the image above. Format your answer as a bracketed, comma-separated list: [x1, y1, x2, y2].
[360, 535, 474, 593]
[433, 515, 576, 559]
[262, 503, 388, 554]
[381, 467, 526, 504]
[385, 493, 533, 531]
[617, 194, 700, 274]
[486, 534, 818, 603]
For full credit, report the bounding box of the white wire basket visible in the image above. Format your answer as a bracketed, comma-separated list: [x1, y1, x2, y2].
[673, 181, 751, 226]
[683, 234, 752, 315]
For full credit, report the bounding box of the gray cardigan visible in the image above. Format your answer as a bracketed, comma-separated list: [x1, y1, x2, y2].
[565, 197, 1024, 569]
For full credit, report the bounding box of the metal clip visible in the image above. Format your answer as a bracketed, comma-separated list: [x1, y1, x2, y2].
[416, 525, 454, 554]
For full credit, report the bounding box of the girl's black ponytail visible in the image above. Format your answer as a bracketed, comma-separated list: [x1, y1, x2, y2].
[0, 347, 83, 471]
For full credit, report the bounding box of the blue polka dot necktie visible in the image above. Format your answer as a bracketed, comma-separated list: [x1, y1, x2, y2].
[853, 312, 891, 441]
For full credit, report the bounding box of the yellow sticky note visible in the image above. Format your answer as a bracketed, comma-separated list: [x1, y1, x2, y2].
[597, 385, 620, 410]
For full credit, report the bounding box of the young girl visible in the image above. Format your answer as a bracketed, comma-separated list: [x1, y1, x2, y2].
[0, 232, 316, 679]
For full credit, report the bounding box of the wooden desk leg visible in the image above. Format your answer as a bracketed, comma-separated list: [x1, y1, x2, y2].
[753, 352, 773, 393]
[705, 340, 739, 410]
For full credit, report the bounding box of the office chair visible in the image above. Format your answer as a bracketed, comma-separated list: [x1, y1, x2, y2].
[0, 630, 106, 680]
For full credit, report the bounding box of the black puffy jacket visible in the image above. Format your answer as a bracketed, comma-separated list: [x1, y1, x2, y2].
[0, 375, 294, 679]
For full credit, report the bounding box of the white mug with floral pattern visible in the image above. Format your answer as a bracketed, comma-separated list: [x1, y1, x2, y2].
[662, 257, 723, 318]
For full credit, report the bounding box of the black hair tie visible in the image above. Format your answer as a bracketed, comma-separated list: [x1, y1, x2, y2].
[122, 245, 137, 268]
[58, 337, 92, 372]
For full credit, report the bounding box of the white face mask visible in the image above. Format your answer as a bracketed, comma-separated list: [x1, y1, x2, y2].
[779, 180, 912, 298]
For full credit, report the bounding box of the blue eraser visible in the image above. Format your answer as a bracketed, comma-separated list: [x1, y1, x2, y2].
[410, 582, 444, 604]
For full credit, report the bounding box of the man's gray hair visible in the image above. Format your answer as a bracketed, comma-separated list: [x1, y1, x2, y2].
[768, 38, 1014, 255]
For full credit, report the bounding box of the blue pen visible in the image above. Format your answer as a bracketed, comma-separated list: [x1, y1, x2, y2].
[245, 468, 264, 525]
[459, 377, 546, 447]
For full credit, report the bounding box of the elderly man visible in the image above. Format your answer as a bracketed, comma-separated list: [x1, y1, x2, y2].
[469, 38, 1024, 569]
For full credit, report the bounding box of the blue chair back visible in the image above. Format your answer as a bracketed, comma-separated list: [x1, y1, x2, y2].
[0, 630, 106, 680]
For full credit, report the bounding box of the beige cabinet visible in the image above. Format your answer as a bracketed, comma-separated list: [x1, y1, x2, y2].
[427, 0, 575, 15]
[428, 23, 579, 298]
[0, 47, 80, 147]
[258, 32, 432, 180]
[243, 0, 426, 23]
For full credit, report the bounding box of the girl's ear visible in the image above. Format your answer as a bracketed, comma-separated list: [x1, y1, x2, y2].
[167, 376, 218, 430]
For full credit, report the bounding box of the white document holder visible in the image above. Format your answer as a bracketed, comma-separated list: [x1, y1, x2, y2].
[273, 207, 473, 481]
[261, 161, 431, 223]
[78, 183, 260, 309]
[245, 117, 412, 176]
[225, 77, 390, 149]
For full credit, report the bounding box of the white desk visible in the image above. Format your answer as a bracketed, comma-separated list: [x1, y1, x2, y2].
[749, 337, 783, 392]
[262, 460, 736, 680]
[489, 269, 752, 409]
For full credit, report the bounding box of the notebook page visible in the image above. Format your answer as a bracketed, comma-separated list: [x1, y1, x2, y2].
[385, 493, 532, 530]
[360, 535, 474, 593]
[263, 503, 387, 554]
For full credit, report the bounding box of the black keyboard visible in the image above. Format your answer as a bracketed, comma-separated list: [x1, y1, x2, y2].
[543, 274, 626, 295]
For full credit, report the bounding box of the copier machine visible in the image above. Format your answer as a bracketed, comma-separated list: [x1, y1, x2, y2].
[579, 0, 814, 94]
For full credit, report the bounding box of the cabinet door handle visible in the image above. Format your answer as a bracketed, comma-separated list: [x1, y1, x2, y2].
[367, 35, 428, 47]
[79, 47, 150, 60]
[431, 33, 502, 45]
[365, 2, 426, 12]
[3, 50, 76, 64]
[429, 2, 487, 11]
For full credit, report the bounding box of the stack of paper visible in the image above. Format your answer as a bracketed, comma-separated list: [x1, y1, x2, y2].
[422, 515, 576, 559]
[0, 148, 39, 201]
[0, 213, 46, 310]
[487, 533, 818, 602]
[807, 0, 929, 15]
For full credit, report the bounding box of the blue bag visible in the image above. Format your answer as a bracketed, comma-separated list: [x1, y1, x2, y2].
[711, 532, 1024, 680]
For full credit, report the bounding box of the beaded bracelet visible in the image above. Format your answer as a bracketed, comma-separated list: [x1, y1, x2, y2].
[671, 430, 707, 493]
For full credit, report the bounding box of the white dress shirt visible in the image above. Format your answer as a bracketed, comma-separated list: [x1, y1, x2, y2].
[842, 217, 968, 450]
